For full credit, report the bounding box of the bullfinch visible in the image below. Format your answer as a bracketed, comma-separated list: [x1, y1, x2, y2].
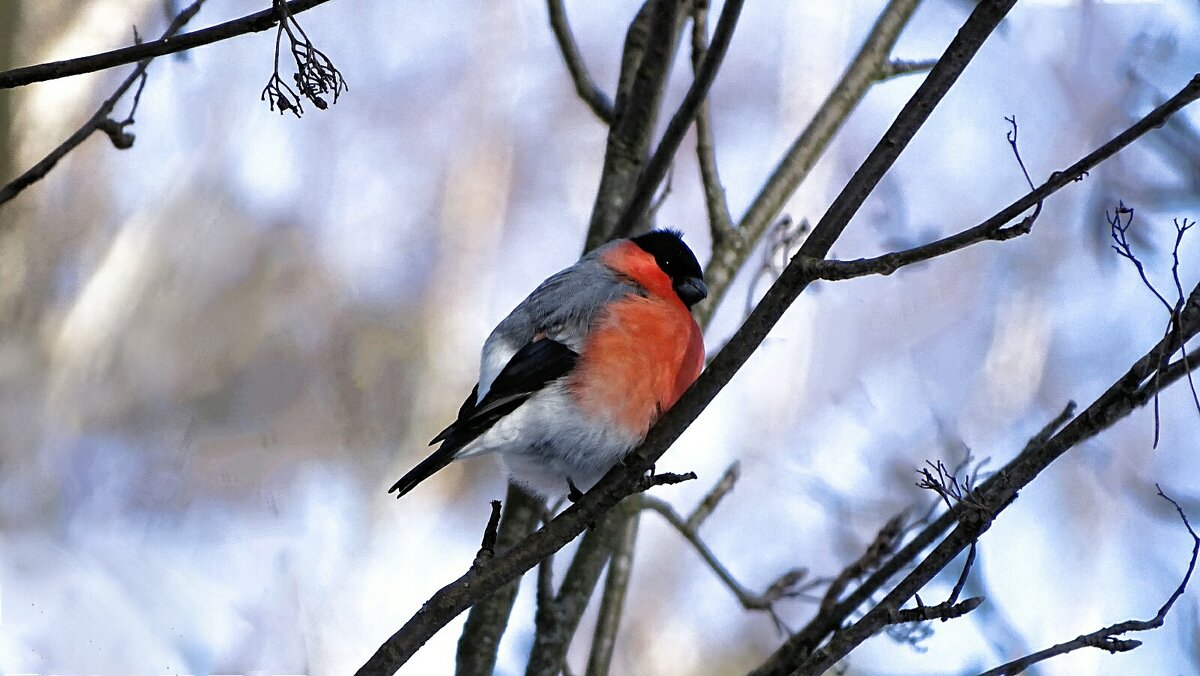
[389, 229, 707, 500]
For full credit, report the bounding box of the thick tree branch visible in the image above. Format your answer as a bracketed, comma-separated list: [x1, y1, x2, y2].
[547, 0, 614, 124]
[356, 1, 1015, 672]
[0, 1, 205, 210]
[525, 509, 626, 676]
[0, 0, 335, 90]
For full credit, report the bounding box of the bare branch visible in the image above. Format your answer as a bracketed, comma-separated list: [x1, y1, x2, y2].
[977, 487, 1199, 676]
[591, 0, 746, 247]
[889, 595, 983, 625]
[473, 500, 504, 565]
[0, 0, 336, 90]
[355, 2, 1038, 671]
[642, 495, 813, 633]
[690, 0, 736, 243]
[260, 0, 346, 116]
[769, 278, 1200, 676]
[0, 0, 206, 210]
[456, 487, 543, 676]
[769, 75, 1200, 287]
[585, 502, 640, 676]
[878, 57, 938, 81]
[697, 0, 923, 326]
[547, 0, 614, 123]
[585, 0, 688, 249]
[686, 461, 740, 529]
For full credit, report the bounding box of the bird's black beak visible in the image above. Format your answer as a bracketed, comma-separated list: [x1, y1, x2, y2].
[675, 276, 709, 307]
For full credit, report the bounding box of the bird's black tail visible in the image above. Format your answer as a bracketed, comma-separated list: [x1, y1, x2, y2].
[388, 442, 461, 498]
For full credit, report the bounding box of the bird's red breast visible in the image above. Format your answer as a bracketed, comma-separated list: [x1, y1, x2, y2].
[567, 241, 705, 436]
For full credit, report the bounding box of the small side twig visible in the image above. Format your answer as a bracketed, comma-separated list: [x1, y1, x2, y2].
[473, 500, 504, 567]
[888, 595, 983, 625]
[547, 0, 614, 124]
[977, 486, 1200, 676]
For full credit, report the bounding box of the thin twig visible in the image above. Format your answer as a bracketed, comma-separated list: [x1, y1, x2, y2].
[547, 0, 614, 123]
[0, 1, 205, 210]
[0, 0, 335, 90]
[977, 486, 1199, 676]
[686, 461, 740, 529]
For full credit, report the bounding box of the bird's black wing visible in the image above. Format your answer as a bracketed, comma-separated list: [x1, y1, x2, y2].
[389, 338, 579, 497]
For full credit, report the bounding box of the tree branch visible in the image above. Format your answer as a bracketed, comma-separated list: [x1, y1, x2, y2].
[775, 280, 1200, 676]
[0, 0, 336, 90]
[977, 487, 1199, 676]
[642, 495, 812, 632]
[356, 1, 1016, 671]
[455, 486, 542, 676]
[585, 0, 688, 250]
[0, 0, 206, 210]
[547, 0, 614, 124]
[690, 0, 735, 244]
[601, 0, 746, 246]
[696, 0, 924, 325]
[584, 500, 640, 676]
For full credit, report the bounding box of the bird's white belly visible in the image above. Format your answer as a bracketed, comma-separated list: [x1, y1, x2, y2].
[456, 381, 642, 499]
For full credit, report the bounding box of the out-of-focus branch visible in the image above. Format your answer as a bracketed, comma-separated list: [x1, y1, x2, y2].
[604, 0, 745, 246]
[586, 0, 688, 250]
[690, 0, 735, 244]
[0, 0, 335, 90]
[584, 499, 640, 676]
[696, 0, 925, 325]
[547, 0, 614, 124]
[642, 494, 812, 632]
[0, 1, 206, 211]
[978, 488, 1200, 676]
[525, 502, 630, 676]
[879, 57, 938, 80]
[456, 487, 542, 676]
[356, 1, 1016, 670]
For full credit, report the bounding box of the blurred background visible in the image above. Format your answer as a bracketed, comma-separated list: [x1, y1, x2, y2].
[1, 0, 1198, 673]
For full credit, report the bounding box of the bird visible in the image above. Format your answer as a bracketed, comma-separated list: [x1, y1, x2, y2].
[389, 229, 707, 501]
